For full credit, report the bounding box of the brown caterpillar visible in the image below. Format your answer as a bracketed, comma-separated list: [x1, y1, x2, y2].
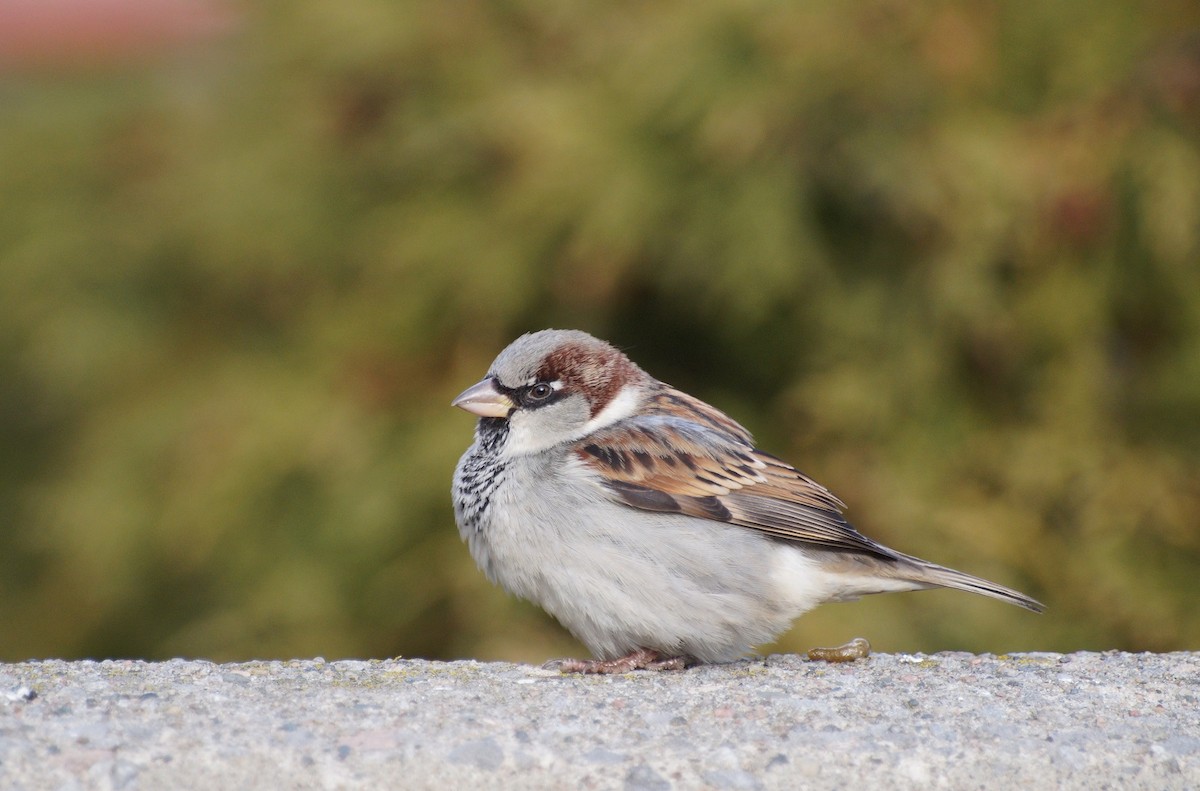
[807, 637, 871, 663]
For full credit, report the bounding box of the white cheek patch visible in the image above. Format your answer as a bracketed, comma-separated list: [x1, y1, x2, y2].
[581, 384, 642, 435]
[498, 383, 644, 459]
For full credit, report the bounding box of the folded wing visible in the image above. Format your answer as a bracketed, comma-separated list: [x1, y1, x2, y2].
[574, 387, 903, 561]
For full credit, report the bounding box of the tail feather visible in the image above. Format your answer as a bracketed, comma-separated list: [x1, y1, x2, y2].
[899, 554, 1045, 613]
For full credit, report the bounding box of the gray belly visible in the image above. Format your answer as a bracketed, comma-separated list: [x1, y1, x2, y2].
[456, 452, 794, 663]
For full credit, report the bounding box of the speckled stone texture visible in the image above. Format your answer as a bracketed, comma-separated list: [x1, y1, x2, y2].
[1, 652, 1197, 789]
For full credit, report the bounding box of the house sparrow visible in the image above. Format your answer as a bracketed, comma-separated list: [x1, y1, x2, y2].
[452, 329, 1043, 673]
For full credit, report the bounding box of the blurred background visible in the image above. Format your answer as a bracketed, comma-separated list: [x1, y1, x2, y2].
[2, 0, 1199, 664]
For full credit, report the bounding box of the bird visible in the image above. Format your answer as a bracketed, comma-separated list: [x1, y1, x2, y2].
[451, 329, 1043, 673]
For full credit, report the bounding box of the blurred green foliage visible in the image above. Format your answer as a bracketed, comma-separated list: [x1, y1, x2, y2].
[2, 0, 1199, 663]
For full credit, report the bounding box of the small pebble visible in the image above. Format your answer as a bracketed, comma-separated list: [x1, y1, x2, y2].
[808, 638, 872, 663]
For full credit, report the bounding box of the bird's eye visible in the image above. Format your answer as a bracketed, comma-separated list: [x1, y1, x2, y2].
[527, 383, 553, 400]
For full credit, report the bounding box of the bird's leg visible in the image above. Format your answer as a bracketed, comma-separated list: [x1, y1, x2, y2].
[644, 655, 687, 671]
[550, 648, 688, 674]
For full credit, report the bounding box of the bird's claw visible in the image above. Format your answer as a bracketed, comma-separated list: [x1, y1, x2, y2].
[548, 648, 688, 674]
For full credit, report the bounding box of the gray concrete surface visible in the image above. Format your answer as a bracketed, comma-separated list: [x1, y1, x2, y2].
[1, 652, 1197, 789]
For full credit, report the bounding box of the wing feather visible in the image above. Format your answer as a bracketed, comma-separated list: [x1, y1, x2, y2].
[574, 387, 901, 560]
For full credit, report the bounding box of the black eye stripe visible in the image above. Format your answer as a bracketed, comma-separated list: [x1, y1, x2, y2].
[490, 377, 562, 409]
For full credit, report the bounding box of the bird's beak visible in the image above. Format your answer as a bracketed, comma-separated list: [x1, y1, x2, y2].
[452, 377, 514, 418]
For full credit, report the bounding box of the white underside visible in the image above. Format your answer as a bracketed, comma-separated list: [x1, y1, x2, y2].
[769, 545, 924, 612]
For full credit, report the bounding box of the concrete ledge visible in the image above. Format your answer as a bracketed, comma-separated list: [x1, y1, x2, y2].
[2, 652, 1198, 789]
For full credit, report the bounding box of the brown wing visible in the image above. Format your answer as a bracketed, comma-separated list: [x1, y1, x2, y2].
[575, 387, 901, 560]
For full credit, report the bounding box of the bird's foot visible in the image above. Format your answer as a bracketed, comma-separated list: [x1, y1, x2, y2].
[807, 637, 872, 663]
[547, 648, 688, 674]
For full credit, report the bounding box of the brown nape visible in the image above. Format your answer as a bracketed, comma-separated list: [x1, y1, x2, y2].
[536, 341, 640, 418]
